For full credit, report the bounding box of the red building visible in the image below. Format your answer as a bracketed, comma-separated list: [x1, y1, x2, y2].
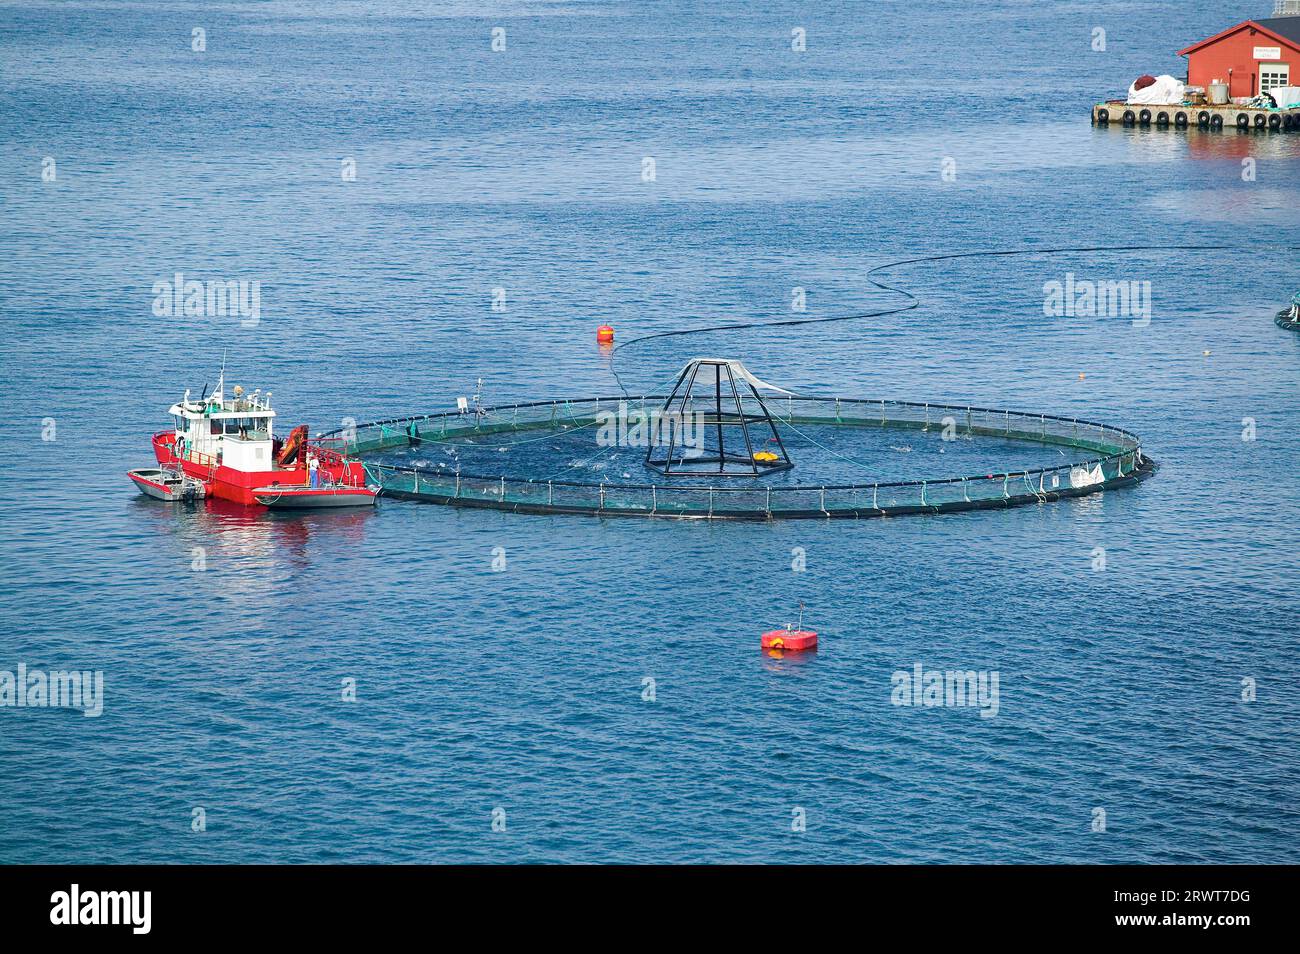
[1179, 16, 1300, 98]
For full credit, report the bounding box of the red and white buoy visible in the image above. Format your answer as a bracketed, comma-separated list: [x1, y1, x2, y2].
[596, 324, 615, 343]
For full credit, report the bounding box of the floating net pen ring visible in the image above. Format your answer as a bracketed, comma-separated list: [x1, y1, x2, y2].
[319, 393, 1156, 522]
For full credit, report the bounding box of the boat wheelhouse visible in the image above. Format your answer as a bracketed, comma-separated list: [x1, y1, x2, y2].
[168, 384, 278, 475]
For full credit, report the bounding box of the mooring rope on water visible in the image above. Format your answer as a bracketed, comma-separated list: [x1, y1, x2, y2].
[607, 243, 1300, 397]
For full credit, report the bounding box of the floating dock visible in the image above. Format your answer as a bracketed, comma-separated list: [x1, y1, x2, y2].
[1092, 101, 1300, 131]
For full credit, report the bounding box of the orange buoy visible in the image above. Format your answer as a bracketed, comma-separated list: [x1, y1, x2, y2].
[596, 325, 614, 343]
[761, 628, 818, 652]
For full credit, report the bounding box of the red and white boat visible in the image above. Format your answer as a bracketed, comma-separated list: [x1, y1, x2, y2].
[134, 373, 377, 509]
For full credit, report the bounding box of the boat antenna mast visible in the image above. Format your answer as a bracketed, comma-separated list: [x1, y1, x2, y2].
[214, 349, 227, 403]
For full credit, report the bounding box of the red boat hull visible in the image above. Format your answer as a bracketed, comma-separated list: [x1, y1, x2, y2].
[151, 432, 367, 506]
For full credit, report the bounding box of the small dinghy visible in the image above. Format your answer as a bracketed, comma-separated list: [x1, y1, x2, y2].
[252, 484, 376, 509]
[128, 468, 207, 502]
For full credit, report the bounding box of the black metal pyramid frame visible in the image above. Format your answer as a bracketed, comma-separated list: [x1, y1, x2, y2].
[644, 359, 794, 478]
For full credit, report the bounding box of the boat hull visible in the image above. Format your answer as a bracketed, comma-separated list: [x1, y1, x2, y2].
[253, 486, 376, 509]
[130, 469, 181, 501]
[128, 468, 204, 502]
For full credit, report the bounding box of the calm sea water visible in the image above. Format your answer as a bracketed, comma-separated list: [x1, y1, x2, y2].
[1, 1, 1297, 864]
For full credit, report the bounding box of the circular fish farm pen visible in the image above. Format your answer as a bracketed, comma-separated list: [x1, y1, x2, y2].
[319, 394, 1155, 521]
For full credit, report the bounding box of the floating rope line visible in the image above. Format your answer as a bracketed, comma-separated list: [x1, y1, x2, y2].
[606, 243, 1300, 396]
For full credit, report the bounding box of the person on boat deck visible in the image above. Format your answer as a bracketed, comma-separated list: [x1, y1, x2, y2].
[308, 454, 320, 488]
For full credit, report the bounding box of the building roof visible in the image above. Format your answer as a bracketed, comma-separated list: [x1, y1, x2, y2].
[1257, 16, 1300, 45]
[1179, 17, 1300, 56]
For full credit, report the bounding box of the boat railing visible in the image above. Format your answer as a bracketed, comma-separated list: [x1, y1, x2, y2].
[306, 442, 366, 487]
[220, 429, 272, 443]
[307, 443, 351, 468]
[153, 431, 214, 468]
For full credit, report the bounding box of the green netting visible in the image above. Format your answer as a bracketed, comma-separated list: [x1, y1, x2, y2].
[321, 395, 1153, 521]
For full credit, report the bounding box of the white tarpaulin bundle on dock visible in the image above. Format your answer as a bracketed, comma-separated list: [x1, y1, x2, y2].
[1127, 75, 1186, 105]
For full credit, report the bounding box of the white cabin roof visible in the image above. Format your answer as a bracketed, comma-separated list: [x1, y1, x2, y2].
[169, 386, 275, 420]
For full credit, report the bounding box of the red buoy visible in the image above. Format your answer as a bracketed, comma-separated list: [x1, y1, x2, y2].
[761, 628, 818, 652]
[596, 325, 614, 343]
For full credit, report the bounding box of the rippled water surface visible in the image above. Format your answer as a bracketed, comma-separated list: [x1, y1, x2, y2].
[1, 0, 1298, 863]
